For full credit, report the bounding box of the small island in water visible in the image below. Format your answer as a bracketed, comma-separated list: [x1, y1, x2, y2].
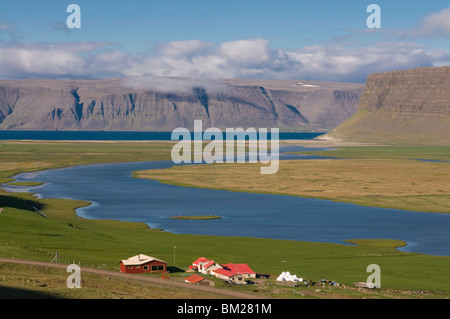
[169, 215, 222, 220]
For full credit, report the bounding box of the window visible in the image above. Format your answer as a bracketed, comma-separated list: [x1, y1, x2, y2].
[143, 266, 149, 270]
[151, 264, 165, 271]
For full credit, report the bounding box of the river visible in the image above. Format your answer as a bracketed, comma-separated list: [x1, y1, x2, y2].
[4, 144, 450, 256]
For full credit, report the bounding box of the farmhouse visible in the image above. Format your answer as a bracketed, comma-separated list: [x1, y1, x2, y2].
[212, 263, 256, 285]
[190, 257, 222, 275]
[119, 254, 167, 274]
[190, 257, 256, 285]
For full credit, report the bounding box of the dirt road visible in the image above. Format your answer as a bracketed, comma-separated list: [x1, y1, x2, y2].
[0, 258, 270, 299]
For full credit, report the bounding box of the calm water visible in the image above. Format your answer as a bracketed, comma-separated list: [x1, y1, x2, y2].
[0, 130, 323, 141]
[5, 145, 450, 256]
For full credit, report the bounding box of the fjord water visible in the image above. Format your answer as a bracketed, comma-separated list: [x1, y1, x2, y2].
[8, 146, 450, 256]
[0, 130, 323, 141]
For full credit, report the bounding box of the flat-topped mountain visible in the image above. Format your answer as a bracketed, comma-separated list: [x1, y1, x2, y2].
[0, 77, 363, 131]
[325, 66, 450, 145]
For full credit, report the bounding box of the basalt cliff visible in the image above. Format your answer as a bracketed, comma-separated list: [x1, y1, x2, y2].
[326, 66, 450, 145]
[0, 77, 363, 131]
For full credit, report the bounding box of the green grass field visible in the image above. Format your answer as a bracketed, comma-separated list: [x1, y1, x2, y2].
[0, 140, 449, 299]
[295, 144, 450, 161]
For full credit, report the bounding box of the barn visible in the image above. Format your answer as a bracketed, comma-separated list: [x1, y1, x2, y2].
[119, 254, 167, 274]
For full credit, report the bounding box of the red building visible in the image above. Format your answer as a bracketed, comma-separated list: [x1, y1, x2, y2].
[189, 257, 221, 274]
[220, 263, 256, 278]
[119, 254, 167, 274]
[185, 274, 214, 286]
[190, 257, 256, 285]
[213, 263, 256, 284]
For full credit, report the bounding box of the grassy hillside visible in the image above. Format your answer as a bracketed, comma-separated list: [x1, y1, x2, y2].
[2, 190, 450, 298]
[326, 109, 450, 146]
[326, 66, 450, 146]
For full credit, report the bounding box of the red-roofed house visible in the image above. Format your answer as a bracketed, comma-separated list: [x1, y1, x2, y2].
[212, 263, 256, 285]
[190, 257, 257, 285]
[223, 263, 256, 278]
[190, 257, 222, 275]
[185, 274, 214, 286]
[119, 254, 167, 274]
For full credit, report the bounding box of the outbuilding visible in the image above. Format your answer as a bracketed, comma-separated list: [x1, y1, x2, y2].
[119, 254, 167, 274]
[185, 274, 215, 286]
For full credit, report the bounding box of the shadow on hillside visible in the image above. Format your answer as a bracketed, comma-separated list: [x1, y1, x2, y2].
[0, 286, 61, 299]
[0, 195, 47, 214]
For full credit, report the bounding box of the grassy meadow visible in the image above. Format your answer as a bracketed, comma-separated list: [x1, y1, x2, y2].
[0, 140, 449, 299]
[136, 144, 450, 214]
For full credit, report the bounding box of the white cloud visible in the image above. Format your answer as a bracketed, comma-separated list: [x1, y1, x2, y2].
[219, 38, 270, 65]
[156, 40, 212, 58]
[414, 7, 450, 37]
[283, 42, 449, 82]
[121, 75, 228, 94]
[0, 42, 119, 79]
[390, 6, 450, 39]
[0, 37, 449, 83]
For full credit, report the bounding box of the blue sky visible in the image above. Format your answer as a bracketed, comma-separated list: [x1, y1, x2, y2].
[1, 0, 450, 82]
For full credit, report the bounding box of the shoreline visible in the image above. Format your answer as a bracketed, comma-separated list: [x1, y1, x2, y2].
[1, 139, 449, 257]
[5, 162, 448, 258]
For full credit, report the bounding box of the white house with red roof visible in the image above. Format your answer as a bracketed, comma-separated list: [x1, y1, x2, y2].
[190, 257, 256, 285]
[190, 257, 222, 275]
[212, 263, 256, 284]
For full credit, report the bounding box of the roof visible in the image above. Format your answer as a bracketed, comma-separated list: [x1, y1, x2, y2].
[222, 263, 255, 275]
[185, 274, 207, 284]
[213, 268, 235, 278]
[203, 260, 216, 269]
[120, 254, 166, 266]
[213, 263, 255, 278]
[192, 257, 212, 266]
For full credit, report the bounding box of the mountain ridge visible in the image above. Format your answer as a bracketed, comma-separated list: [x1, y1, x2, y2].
[0, 77, 363, 131]
[325, 66, 450, 145]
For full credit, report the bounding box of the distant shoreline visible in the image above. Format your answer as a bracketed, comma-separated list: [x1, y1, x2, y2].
[169, 215, 222, 220]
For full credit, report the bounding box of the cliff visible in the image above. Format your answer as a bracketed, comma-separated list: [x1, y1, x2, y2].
[325, 66, 450, 145]
[0, 77, 363, 131]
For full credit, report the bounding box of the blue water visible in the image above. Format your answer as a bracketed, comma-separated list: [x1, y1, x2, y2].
[0, 130, 324, 141]
[5, 145, 450, 257]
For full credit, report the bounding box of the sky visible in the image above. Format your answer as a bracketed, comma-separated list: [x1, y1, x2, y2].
[0, 0, 450, 83]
